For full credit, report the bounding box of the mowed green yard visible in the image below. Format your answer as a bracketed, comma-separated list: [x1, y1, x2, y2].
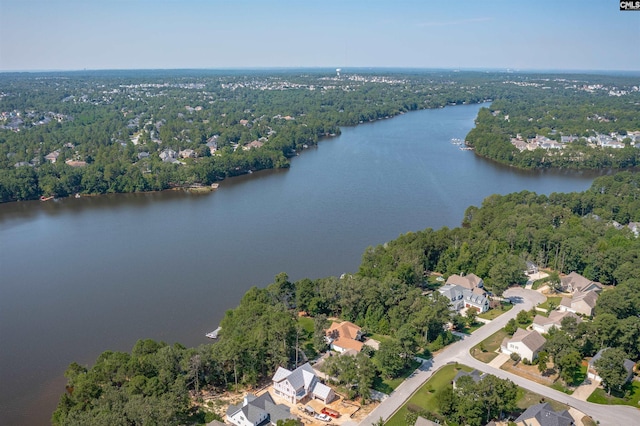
[385, 364, 472, 426]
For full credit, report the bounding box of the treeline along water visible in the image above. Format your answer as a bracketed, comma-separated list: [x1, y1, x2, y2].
[0, 103, 602, 425]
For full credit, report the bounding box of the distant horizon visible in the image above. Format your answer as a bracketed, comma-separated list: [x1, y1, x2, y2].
[1, 1, 638, 72]
[1, 66, 639, 76]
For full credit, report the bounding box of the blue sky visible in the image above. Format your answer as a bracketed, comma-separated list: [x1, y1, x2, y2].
[1, 0, 638, 71]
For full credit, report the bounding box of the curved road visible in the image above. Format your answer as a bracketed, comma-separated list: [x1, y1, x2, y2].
[360, 288, 639, 426]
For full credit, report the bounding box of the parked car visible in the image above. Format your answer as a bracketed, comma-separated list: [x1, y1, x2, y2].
[314, 414, 331, 422]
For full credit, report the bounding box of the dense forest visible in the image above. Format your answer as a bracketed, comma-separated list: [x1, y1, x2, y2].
[2, 70, 639, 203]
[52, 172, 640, 424]
[465, 77, 640, 168]
[0, 69, 497, 203]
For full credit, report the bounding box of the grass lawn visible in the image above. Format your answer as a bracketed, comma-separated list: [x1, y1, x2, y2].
[516, 388, 568, 412]
[478, 302, 513, 320]
[385, 363, 472, 426]
[538, 296, 562, 311]
[371, 359, 421, 394]
[368, 333, 393, 345]
[470, 329, 509, 363]
[297, 316, 314, 334]
[460, 322, 484, 334]
[587, 381, 640, 407]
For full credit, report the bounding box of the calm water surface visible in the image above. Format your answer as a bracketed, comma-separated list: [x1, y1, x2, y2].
[0, 104, 602, 425]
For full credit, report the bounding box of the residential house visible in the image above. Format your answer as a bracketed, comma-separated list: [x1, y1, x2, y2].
[243, 140, 264, 150]
[525, 261, 539, 275]
[558, 290, 598, 316]
[628, 222, 640, 237]
[560, 272, 602, 294]
[226, 392, 298, 426]
[272, 363, 335, 405]
[514, 402, 574, 426]
[326, 321, 364, 353]
[587, 348, 635, 383]
[501, 328, 546, 361]
[415, 417, 439, 426]
[45, 150, 60, 163]
[179, 149, 196, 159]
[452, 369, 486, 389]
[206, 136, 219, 154]
[159, 149, 178, 163]
[446, 273, 484, 291]
[532, 311, 581, 334]
[438, 284, 489, 313]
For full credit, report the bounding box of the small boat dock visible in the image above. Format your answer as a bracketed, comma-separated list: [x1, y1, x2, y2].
[206, 326, 221, 339]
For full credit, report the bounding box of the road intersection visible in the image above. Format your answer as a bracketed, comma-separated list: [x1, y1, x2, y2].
[360, 288, 639, 426]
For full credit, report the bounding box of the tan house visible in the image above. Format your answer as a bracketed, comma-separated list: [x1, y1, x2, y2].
[532, 311, 581, 334]
[560, 272, 602, 294]
[501, 328, 546, 362]
[558, 290, 598, 316]
[326, 321, 363, 353]
[445, 273, 484, 291]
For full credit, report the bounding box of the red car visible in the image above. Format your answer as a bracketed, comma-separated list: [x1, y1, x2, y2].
[321, 407, 340, 418]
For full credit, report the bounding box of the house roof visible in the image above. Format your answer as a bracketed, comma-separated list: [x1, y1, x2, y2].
[415, 417, 439, 426]
[572, 290, 598, 308]
[561, 272, 602, 292]
[272, 363, 316, 393]
[228, 392, 296, 425]
[533, 311, 581, 328]
[588, 348, 635, 374]
[332, 337, 364, 352]
[326, 321, 361, 340]
[453, 369, 485, 385]
[509, 328, 546, 353]
[310, 381, 333, 400]
[446, 273, 483, 290]
[515, 402, 574, 426]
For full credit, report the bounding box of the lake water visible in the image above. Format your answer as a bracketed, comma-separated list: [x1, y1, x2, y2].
[0, 103, 602, 425]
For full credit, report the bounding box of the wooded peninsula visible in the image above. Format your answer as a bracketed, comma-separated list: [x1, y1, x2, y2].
[1, 70, 639, 203]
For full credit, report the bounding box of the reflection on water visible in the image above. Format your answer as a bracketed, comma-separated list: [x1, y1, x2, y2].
[0, 104, 600, 425]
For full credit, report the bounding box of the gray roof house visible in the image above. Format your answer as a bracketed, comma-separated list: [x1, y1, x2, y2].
[452, 369, 486, 389]
[272, 363, 335, 405]
[514, 402, 574, 426]
[501, 328, 546, 361]
[438, 283, 489, 313]
[560, 272, 602, 294]
[226, 392, 298, 426]
[532, 311, 582, 334]
[587, 348, 635, 383]
[559, 290, 599, 316]
[415, 416, 440, 426]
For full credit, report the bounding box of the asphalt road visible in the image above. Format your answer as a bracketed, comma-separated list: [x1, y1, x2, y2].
[359, 288, 640, 426]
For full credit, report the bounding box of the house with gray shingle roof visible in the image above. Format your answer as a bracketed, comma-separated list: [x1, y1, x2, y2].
[272, 363, 335, 405]
[559, 290, 598, 316]
[501, 328, 546, 362]
[587, 348, 635, 383]
[438, 283, 489, 313]
[514, 402, 574, 426]
[226, 392, 298, 426]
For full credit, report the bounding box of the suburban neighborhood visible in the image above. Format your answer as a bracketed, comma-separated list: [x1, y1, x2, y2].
[203, 268, 639, 426]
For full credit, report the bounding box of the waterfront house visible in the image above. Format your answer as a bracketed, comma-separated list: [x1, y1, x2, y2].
[226, 392, 298, 426]
[272, 363, 335, 405]
[325, 321, 364, 353]
[501, 328, 546, 362]
[445, 273, 484, 291]
[437, 284, 489, 313]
